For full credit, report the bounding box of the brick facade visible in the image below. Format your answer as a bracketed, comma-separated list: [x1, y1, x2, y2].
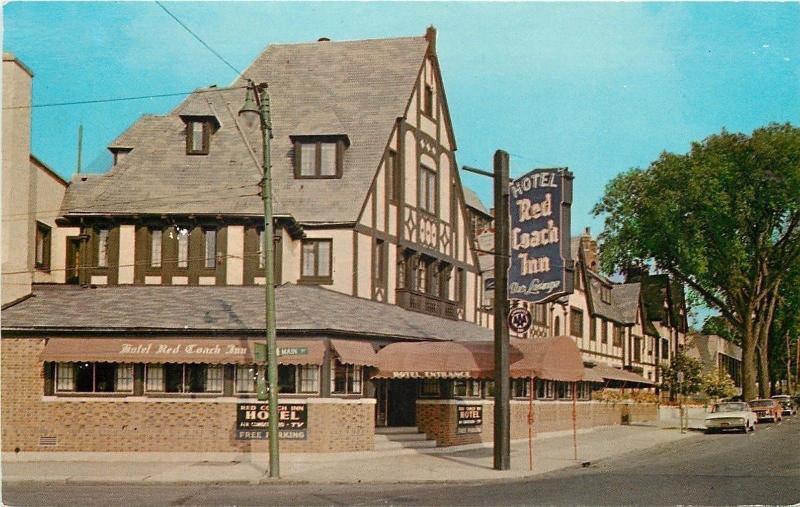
[416, 399, 658, 447]
[1, 338, 374, 453]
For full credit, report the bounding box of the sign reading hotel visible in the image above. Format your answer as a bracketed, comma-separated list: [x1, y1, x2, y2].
[456, 405, 483, 434]
[236, 403, 308, 440]
[508, 168, 574, 304]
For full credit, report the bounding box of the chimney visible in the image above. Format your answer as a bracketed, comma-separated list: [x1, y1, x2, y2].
[580, 229, 599, 271]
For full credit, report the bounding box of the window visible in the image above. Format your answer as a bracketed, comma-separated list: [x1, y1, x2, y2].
[423, 83, 434, 116]
[454, 268, 466, 304]
[258, 230, 265, 269]
[633, 336, 642, 363]
[570, 308, 584, 338]
[601, 319, 608, 344]
[204, 229, 217, 269]
[532, 304, 547, 325]
[54, 362, 133, 393]
[601, 286, 611, 304]
[661, 338, 669, 359]
[454, 380, 481, 398]
[35, 221, 51, 270]
[331, 360, 362, 395]
[415, 257, 428, 293]
[278, 364, 319, 394]
[439, 264, 452, 300]
[536, 379, 555, 400]
[577, 382, 592, 400]
[177, 227, 189, 268]
[613, 325, 623, 347]
[420, 379, 441, 397]
[144, 363, 222, 394]
[186, 120, 210, 155]
[96, 228, 109, 268]
[386, 150, 400, 202]
[397, 250, 408, 289]
[235, 365, 258, 394]
[374, 239, 385, 284]
[590, 317, 597, 341]
[418, 165, 437, 214]
[301, 239, 332, 282]
[512, 379, 531, 398]
[150, 229, 162, 268]
[556, 381, 573, 400]
[295, 141, 342, 178]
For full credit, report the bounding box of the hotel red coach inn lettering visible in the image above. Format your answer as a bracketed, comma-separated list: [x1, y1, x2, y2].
[1, 31, 688, 454]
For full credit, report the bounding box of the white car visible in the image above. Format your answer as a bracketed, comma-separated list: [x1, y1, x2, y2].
[705, 402, 757, 433]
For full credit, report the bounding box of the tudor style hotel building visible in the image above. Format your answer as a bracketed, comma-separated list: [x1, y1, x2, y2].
[2, 31, 682, 454]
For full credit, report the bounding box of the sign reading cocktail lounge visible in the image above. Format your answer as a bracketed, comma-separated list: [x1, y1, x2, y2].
[508, 168, 574, 304]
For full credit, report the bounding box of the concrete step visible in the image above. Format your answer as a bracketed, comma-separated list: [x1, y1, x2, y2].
[375, 426, 420, 435]
[374, 439, 438, 451]
[374, 433, 429, 442]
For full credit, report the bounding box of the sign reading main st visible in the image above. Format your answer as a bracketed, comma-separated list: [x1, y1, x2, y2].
[508, 168, 574, 304]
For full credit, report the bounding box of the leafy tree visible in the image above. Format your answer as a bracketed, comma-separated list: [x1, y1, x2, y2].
[702, 368, 737, 401]
[594, 124, 800, 400]
[768, 264, 800, 393]
[661, 353, 703, 397]
[701, 315, 740, 345]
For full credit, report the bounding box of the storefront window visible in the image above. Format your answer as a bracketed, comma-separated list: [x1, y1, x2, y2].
[577, 382, 592, 400]
[419, 379, 441, 397]
[536, 379, 555, 400]
[453, 379, 481, 398]
[556, 381, 573, 400]
[278, 364, 319, 394]
[512, 378, 531, 398]
[145, 363, 222, 394]
[331, 360, 362, 395]
[54, 362, 133, 393]
[236, 365, 258, 394]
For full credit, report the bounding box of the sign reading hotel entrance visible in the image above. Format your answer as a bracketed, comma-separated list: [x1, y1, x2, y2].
[236, 403, 307, 440]
[508, 168, 574, 304]
[457, 405, 483, 434]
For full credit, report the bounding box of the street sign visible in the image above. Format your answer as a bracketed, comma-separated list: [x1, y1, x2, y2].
[508, 168, 574, 304]
[254, 343, 308, 363]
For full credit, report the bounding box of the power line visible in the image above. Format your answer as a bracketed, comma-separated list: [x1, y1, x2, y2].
[155, 1, 246, 80]
[1, 85, 246, 111]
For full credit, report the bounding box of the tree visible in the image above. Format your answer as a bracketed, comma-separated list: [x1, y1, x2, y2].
[702, 368, 737, 401]
[594, 124, 800, 400]
[701, 315, 740, 345]
[768, 264, 800, 393]
[661, 353, 703, 397]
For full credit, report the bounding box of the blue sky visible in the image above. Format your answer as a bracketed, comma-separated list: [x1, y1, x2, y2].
[4, 1, 800, 238]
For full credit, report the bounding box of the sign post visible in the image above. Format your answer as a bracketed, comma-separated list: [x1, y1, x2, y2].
[493, 150, 511, 471]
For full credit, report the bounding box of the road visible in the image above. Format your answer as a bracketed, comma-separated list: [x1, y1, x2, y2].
[4, 416, 799, 506]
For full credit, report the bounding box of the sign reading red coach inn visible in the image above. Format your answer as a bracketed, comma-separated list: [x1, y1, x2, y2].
[508, 168, 575, 303]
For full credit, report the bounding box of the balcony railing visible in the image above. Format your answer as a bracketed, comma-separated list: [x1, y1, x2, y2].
[396, 288, 460, 321]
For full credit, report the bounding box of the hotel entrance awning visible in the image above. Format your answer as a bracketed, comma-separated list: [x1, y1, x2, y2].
[373, 336, 585, 381]
[38, 338, 326, 365]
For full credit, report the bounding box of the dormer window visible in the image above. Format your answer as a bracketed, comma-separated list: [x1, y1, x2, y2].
[186, 120, 211, 155]
[292, 135, 348, 179]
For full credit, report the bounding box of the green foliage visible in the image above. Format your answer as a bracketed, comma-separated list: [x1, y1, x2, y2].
[702, 316, 741, 345]
[661, 353, 703, 396]
[702, 368, 737, 400]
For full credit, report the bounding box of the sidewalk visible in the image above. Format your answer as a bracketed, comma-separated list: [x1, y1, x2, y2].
[1, 424, 694, 484]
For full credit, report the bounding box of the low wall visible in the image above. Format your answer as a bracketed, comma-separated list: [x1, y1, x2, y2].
[417, 399, 659, 447]
[1, 338, 375, 453]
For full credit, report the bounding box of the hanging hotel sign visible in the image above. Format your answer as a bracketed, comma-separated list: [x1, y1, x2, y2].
[508, 168, 574, 304]
[456, 404, 483, 434]
[235, 403, 308, 440]
[508, 307, 533, 334]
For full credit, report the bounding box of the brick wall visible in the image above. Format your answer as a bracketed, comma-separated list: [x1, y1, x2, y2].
[1, 338, 374, 452]
[417, 399, 658, 447]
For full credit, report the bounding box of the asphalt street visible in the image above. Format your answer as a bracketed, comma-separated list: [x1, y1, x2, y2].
[4, 416, 799, 506]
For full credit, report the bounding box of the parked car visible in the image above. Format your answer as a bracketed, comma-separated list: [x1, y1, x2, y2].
[705, 402, 757, 433]
[771, 395, 797, 416]
[748, 399, 783, 423]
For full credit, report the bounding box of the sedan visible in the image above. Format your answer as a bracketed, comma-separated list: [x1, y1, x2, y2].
[705, 402, 757, 433]
[749, 399, 783, 423]
[771, 395, 797, 416]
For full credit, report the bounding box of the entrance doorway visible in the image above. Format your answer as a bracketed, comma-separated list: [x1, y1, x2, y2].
[386, 380, 417, 427]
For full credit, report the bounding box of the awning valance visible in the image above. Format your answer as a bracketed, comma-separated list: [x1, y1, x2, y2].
[372, 336, 584, 382]
[587, 363, 655, 386]
[39, 338, 325, 365]
[330, 339, 378, 366]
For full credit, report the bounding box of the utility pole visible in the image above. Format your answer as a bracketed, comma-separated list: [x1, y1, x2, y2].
[493, 150, 511, 470]
[76, 124, 83, 174]
[239, 82, 279, 478]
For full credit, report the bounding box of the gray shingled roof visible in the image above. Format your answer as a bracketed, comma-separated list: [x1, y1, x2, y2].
[62, 35, 430, 223]
[2, 283, 492, 342]
[611, 282, 641, 325]
[463, 187, 491, 217]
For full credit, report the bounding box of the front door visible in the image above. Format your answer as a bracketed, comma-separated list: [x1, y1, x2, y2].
[65, 237, 81, 284]
[387, 380, 417, 427]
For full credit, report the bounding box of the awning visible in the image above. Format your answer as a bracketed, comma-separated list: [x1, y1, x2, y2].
[39, 338, 325, 365]
[330, 339, 378, 366]
[373, 336, 584, 382]
[588, 363, 655, 386]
